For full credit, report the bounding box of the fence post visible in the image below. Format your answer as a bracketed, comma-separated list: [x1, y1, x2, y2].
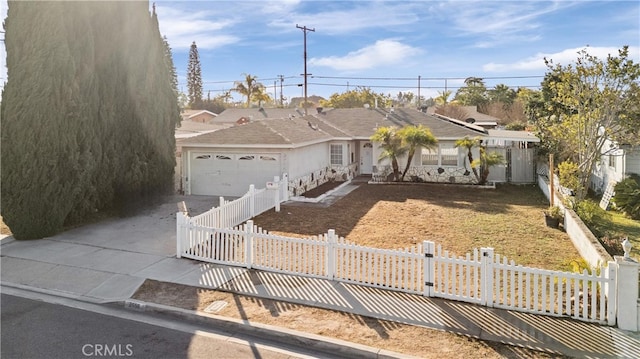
[282, 173, 289, 202]
[245, 220, 254, 269]
[273, 176, 281, 212]
[327, 229, 336, 280]
[614, 255, 639, 331]
[606, 260, 617, 326]
[249, 185, 256, 217]
[481, 247, 495, 307]
[423, 241, 435, 297]
[176, 212, 184, 258]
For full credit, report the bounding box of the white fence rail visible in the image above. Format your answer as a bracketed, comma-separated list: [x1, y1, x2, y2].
[177, 218, 617, 325]
[188, 175, 288, 229]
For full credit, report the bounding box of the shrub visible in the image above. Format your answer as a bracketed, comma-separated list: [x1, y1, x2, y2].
[557, 161, 580, 194]
[575, 199, 611, 238]
[612, 174, 640, 220]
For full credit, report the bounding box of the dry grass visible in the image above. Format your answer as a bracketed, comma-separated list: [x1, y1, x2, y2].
[254, 183, 581, 270]
[134, 183, 581, 358]
[133, 280, 566, 359]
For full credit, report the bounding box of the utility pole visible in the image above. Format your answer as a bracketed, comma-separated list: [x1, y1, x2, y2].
[296, 24, 315, 115]
[278, 75, 284, 107]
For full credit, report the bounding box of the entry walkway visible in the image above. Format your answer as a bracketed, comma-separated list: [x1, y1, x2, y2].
[2, 194, 640, 358]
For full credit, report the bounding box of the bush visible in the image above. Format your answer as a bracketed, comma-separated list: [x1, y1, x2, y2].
[612, 174, 640, 220]
[575, 199, 611, 238]
[557, 161, 580, 194]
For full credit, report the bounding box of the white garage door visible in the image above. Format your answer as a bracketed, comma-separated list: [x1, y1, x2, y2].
[189, 152, 281, 197]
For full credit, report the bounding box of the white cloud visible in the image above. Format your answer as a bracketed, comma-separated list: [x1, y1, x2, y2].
[155, 5, 240, 50]
[267, 2, 420, 35]
[309, 39, 422, 71]
[483, 46, 640, 72]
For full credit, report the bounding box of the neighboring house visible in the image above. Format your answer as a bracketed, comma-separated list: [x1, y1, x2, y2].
[178, 107, 539, 197]
[181, 109, 218, 123]
[213, 107, 313, 125]
[591, 136, 640, 194]
[426, 106, 499, 129]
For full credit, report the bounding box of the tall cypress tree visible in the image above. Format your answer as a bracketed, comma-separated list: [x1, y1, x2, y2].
[1, 1, 179, 239]
[187, 41, 203, 108]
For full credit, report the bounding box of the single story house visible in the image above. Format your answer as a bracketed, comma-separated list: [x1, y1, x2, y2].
[177, 107, 540, 197]
[181, 109, 218, 123]
[591, 137, 640, 194]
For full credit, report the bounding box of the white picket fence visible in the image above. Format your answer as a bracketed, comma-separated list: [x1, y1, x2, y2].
[177, 219, 617, 325]
[186, 175, 288, 229]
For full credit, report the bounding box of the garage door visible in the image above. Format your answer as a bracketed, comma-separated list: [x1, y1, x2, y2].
[189, 152, 281, 197]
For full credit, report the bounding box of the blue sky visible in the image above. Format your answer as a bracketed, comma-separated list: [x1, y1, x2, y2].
[1, 1, 639, 104]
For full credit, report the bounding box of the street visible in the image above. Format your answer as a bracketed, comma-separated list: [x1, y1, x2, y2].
[1, 293, 316, 359]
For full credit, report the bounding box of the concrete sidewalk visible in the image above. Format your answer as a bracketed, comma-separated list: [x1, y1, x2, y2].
[2, 194, 640, 358]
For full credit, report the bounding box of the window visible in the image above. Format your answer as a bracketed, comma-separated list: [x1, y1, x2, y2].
[215, 155, 231, 160]
[609, 154, 616, 169]
[239, 155, 255, 160]
[260, 155, 277, 161]
[195, 154, 211, 160]
[421, 148, 438, 165]
[331, 144, 343, 165]
[420, 145, 459, 166]
[440, 146, 459, 166]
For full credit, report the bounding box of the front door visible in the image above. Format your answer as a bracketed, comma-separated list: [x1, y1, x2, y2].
[360, 142, 373, 174]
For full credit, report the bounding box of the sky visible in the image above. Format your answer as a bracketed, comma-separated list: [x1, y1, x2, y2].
[1, 1, 639, 104]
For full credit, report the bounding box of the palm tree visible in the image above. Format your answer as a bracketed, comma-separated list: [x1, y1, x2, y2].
[478, 148, 505, 185]
[455, 136, 505, 185]
[370, 126, 407, 181]
[397, 125, 437, 181]
[435, 90, 452, 105]
[233, 73, 265, 108]
[455, 136, 482, 182]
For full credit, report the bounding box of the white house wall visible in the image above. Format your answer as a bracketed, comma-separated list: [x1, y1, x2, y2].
[287, 142, 330, 179]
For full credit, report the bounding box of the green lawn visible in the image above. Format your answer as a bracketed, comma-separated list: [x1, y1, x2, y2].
[602, 210, 640, 261]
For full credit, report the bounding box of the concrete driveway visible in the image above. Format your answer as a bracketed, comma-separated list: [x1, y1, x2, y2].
[1, 195, 248, 302]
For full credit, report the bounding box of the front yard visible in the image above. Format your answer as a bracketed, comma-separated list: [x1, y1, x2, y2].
[254, 183, 583, 271]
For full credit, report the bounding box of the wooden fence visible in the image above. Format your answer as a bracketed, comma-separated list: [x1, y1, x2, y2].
[177, 219, 616, 325]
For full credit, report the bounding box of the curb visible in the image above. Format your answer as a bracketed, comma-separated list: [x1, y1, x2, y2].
[123, 299, 421, 359]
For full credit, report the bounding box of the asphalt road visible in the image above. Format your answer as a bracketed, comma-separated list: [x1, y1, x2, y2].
[0, 293, 310, 359]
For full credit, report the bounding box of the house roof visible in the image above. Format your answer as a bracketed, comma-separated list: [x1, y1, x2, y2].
[214, 108, 309, 123]
[180, 107, 538, 147]
[316, 108, 487, 139]
[178, 116, 333, 147]
[175, 121, 230, 139]
[426, 105, 503, 124]
[487, 129, 540, 143]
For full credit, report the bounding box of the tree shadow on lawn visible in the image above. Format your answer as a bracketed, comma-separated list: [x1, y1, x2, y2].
[253, 183, 549, 240]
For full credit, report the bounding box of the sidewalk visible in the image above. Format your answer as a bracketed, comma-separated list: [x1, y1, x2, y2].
[2, 194, 640, 359]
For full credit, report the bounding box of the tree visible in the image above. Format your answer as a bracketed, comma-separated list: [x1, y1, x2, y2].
[454, 136, 504, 185]
[434, 90, 453, 105]
[455, 77, 488, 107]
[1, 1, 179, 239]
[187, 41, 203, 108]
[537, 46, 640, 200]
[488, 84, 516, 105]
[232, 73, 267, 108]
[397, 125, 437, 181]
[370, 126, 406, 181]
[320, 87, 392, 108]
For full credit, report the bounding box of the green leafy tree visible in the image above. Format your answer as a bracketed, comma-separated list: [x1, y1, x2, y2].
[370, 126, 406, 181]
[1, 2, 178, 239]
[397, 125, 438, 181]
[320, 87, 392, 108]
[434, 90, 453, 105]
[488, 84, 516, 105]
[187, 41, 203, 108]
[454, 77, 488, 107]
[537, 46, 640, 200]
[233, 73, 267, 108]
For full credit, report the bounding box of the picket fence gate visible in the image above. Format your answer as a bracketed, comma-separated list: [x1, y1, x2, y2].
[177, 219, 616, 325]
